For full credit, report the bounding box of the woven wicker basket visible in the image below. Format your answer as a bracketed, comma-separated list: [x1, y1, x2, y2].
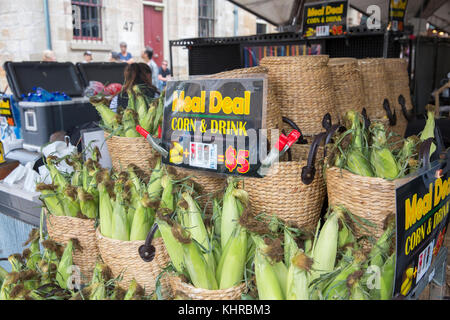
[95, 229, 171, 297]
[169, 276, 247, 300]
[46, 213, 100, 283]
[175, 167, 226, 213]
[103, 131, 160, 172]
[328, 58, 366, 119]
[326, 166, 396, 240]
[242, 144, 325, 229]
[260, 55, 338, 137]
[202, 66, 283, 133]
[384, 58, 412, 138]
[358, 58, 391, 120]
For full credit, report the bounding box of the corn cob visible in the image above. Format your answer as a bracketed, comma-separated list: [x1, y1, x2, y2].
[111, 184, 130, 240]
[77, 187, 98, 219]
[130, 193, 155, 241]
[216, 225, 247, 289]
[370, 122, 400, 179]
[310, 212, 339, 283]
[122, 109, 141, 138]
[147, 158, 163, 200]
[155, 218, 185, 273]
[160, 174, 174, 211]
[379, 253, 395, 300]
[98, 180, 114, 238]
[221, 179, 243, 249]
[181, 192, 215, 271]
[56, 240, 74, 290]
[63, 185, 81, 218]
[286, 251, 313, 300]
[36, 184, 65, 216]
[254, 248, 284, 300]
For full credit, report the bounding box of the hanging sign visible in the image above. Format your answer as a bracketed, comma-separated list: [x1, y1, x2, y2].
[394, 161, 449, 297]
[161, 78, 267, 177]
[0, 97, 16, 127]
[302, 0, 348, 38]
[389, 0, 408, 32]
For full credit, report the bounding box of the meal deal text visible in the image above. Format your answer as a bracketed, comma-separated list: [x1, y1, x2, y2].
[302, 0, 348, 38]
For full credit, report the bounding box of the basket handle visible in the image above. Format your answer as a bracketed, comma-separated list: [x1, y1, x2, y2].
[301, 131, 327, 185]
[398, 94, 415, 122]
[322, 113, 332, 131]
[324, 124, 346, 158]
[138, 223, 159, 262]
[383, 99, 397, 126]
[362, 107, 371, 131]
[282, 117, 308, 145]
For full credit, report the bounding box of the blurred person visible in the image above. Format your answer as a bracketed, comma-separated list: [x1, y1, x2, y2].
[110, 63, 159, 112]
[109, 51, 121, 62]
[141, 47, 159, 89]
[118, 42, 133, 63]
[42, 50, 56, 62]
[82, 51, 93, 63]
[158, 60, 171, 91]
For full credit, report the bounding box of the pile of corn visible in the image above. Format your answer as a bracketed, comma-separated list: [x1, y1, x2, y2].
[328, 106, 437, 180]
[157, 178, 253, 291]
[90, 85, 164, 138]
[0, 229, 154, 300]
[242, 207, 396, 300]
[36, 148, 103, 219]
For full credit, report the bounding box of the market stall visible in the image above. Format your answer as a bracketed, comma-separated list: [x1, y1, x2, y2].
[0, 0, 449, 302]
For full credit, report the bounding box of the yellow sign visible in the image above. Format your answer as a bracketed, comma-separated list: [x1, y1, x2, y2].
[0, 141, 5, 164]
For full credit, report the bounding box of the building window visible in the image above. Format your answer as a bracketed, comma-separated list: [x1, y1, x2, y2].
[199, 0, 214, 37]
[72, 0, 102, 41]
[257, 23, 267, 34]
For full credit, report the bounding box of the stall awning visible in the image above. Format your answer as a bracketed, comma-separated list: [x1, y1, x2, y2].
[226, 0, 300, 26]
[227, 0, 450, 33]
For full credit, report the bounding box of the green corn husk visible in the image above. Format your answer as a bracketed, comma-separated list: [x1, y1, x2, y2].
[155, 219, 184, 273]
[212, 198, 222, 238]
[221, 179, 244, 249]
[135, 94, 149, 125]
[254, 249, 284, 300]
[98, 180, 114, 238]
[63, 185, 81, 217]
[127, 89, 137, 111]
[127, 164, 143, 194]
[160, 174, 174, 211]
[273, 261, 288, 296]
[36, 184, 65, 216]
[77, 187, 98, 219]
[181, 192, 215, 271]
[89, 282, 107, 300]
[310, 212, 339, 283]
[56, 240, 74, 290]
[122, 109, 141, 138]
[420, 105, 436, 156]
[91, 101, 120, 130]
[111, 192, 130, 241]
[46, 157, 68, 192]
[147, 158, 163, 200]
[25, 242, 41, 271]
[346, 149, 374, 177]
[284, 228, 298, 269]
[152, 91, 165, 136]
[323, 251, 366, 300]
[379, 253, 395, 300]
[338, 222, 355, 249]
[397, 135, 420, 175]
[368, 220, 395, 268]
[347, 271, 368, 300]
[130, 194, 155, 241]
[370, 122, 400, 180]
[216, 225, 247, 289]
[140, 105, 156, 133]
[182, 235, 218, 290]
[286, 251, 313, 300]
[0, 266, 8, 285]
[124, 278, 144, 300]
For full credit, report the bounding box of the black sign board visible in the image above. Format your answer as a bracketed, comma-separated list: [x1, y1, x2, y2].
[302, 0, 348, 38]
[389, 0, 408, 32]
[394, 162, 449, 297]
[161, 78, 266, 177]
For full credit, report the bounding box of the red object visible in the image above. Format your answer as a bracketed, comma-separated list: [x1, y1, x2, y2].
[104, 83, 122, 96]
[144, 4, 164, 66]
[286, 130, 301, 148]
[136, 125, 149, 138]
[158, 125, 162, 139]
[274, 134, 288, 152]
